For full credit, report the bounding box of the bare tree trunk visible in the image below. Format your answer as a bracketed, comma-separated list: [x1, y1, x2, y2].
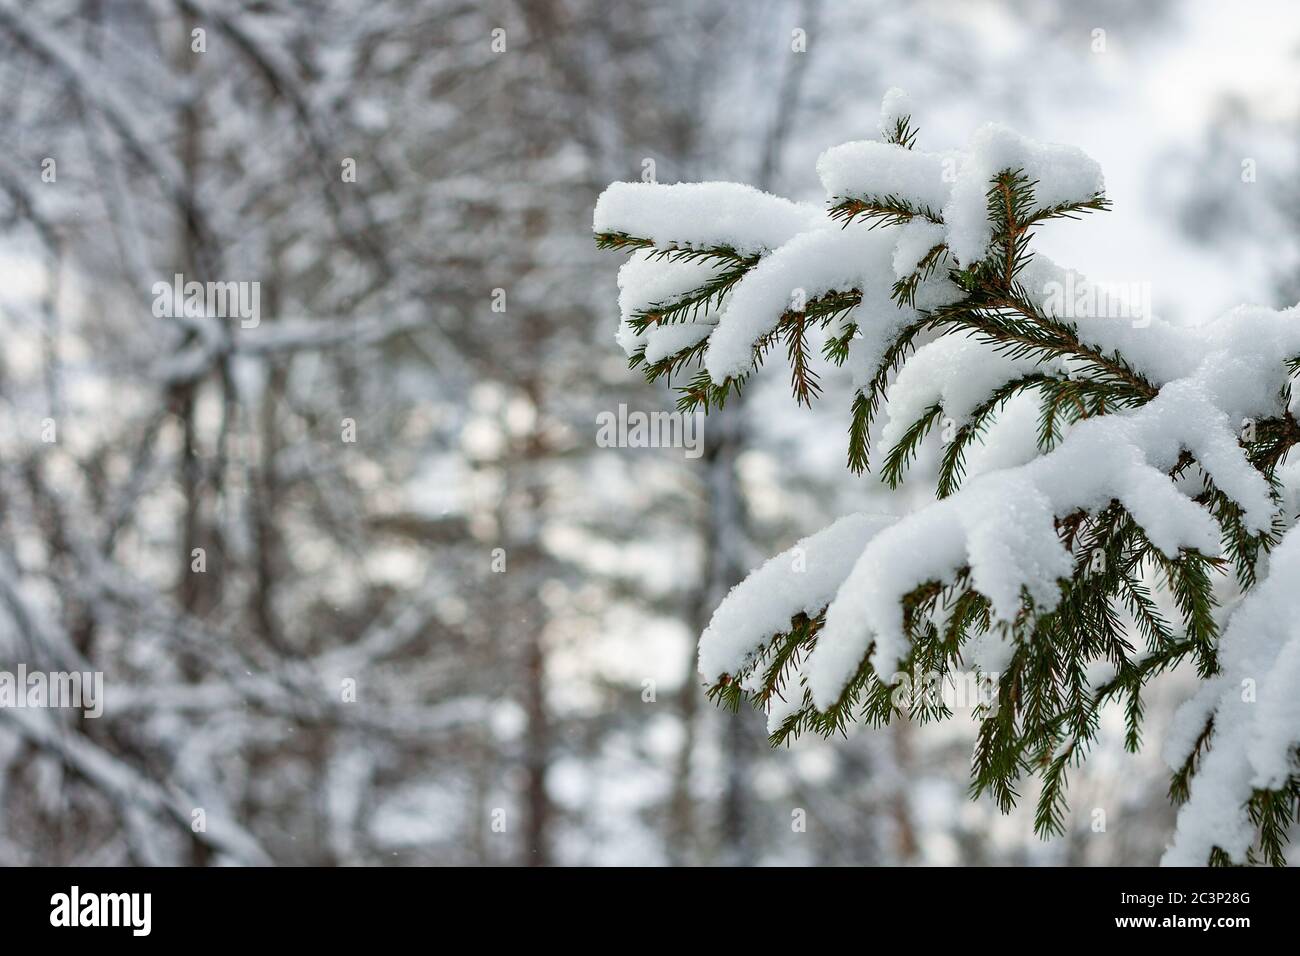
[521, 618, 550, 865]
[890, 721, 919, 862]
[250, 260, 293, 658]
[172, 25, 213, 866]
[173, 24, 212, 630]
[516, 379, 552, 867]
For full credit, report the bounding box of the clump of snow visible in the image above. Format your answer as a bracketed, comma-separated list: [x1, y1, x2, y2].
[845, 269, 963, 396]
[881, 335, 1064, 448]
[890, 219, 947, 279]
[615, 252, 720, 356]
[705, 223, 886, 383]
[1018, 256, 1199, 386]
[594, 181, 822, 256]
[643, 322, 713, 364]
[959, 391, 1048, 482]
[805, 469, 1071, 706]
[698, 513, 896, 682]
[617, 251, 719, 317]
[879, 86, 912, 137]
[942, 124, 1104, 266]
[816, 141, 953, 215]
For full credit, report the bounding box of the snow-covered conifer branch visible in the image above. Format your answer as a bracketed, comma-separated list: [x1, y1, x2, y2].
[596, 90, 1300, 864]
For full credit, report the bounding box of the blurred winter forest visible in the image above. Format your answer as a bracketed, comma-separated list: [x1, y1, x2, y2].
[0, 0, 1293, 865]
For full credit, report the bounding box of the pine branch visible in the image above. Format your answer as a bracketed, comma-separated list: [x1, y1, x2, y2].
[594, 231, 755, 266]
[640, 337, 711, 387]
[628, 259, 755, 332]
[847, 320, 927, 474]
[783, 310, 822, 407]
[936, 374, 1056, 497]
[596, 103, 1300, 865]
[882, 402, 944, 487]
[892, 243, 949, 307]
[884, 114, 919, 150]
[828, 195, 944, 229]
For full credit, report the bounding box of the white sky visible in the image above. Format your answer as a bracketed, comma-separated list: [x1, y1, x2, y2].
[1012, 0, 1300, 323]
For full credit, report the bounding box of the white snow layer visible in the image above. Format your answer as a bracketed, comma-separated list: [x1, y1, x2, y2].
[643, 322, 713, 364]
[1162, 523, 1300, 865]
[942, 123, 1104, 266]
[881, 335, 1064, 448]
[891, 219, 947, 278]
[879, 86, 912, 137]
[594, 181, 822, 257]
[697, 513, 896, 682]
[704, 223, 886, 383]
[816, 141, 953, 215]
[615, 251, 720, 357]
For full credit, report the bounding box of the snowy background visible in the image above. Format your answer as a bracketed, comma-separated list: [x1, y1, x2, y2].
[0, 0, 1295, 865]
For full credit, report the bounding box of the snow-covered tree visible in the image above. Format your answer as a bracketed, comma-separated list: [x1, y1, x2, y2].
[595, 90, 1300, 866]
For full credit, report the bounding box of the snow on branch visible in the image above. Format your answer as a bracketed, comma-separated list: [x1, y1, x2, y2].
[594, 181, 822, 257]
[1163, 523, 1300, 865]
[596, 89, 1300, 864]
[1, 706, 271, 865]
[943, 123, 1105, 265]
[698, 513, 895, 682]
